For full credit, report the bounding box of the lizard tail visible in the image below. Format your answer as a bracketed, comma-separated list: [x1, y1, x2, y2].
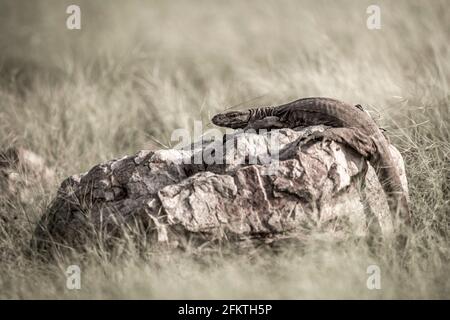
[371, 158, 412, 227]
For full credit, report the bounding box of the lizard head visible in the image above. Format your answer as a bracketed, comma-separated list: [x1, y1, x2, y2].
[211, 110, 251, 129]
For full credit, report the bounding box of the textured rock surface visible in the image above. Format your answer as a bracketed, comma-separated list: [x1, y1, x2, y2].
[33, 126, 408, 252]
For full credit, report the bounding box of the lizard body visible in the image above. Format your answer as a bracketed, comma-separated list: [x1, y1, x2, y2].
[212, 97, 411, 226]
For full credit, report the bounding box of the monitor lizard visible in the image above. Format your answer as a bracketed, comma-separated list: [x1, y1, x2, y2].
[211, 97, 411, 227]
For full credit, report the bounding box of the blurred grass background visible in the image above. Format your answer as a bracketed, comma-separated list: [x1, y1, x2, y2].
[0, 0, 449, 298]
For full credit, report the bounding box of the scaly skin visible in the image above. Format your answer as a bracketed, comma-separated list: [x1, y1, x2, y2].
[212, 97, 411, 226]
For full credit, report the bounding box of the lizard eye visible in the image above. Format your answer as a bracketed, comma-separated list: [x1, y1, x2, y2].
[232, 112, 250, 121]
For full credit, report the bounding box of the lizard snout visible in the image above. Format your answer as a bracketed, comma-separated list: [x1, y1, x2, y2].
[211, 110, 251, 129]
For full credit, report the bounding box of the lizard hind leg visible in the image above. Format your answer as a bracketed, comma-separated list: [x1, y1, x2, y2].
[297, 127, 377, 159]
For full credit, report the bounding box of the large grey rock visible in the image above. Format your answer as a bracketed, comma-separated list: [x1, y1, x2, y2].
[33, 126, 408, 252]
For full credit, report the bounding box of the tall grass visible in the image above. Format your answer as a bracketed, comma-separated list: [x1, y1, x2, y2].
[0, 0, 448, 298]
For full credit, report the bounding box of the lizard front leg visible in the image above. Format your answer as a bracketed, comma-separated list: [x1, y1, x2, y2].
[244, 116, 286, 130]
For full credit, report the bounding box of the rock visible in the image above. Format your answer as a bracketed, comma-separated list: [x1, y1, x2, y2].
[33, 126, 408, 253]
[0, 147, 55, 240]
[0, 147, 55, 204]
